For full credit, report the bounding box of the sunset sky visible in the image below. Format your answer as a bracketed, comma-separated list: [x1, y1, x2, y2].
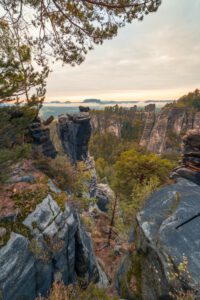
[46, 0, 200, 102]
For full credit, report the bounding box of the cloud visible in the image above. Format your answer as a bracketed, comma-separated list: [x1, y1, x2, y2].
[46, 0, 200, 101]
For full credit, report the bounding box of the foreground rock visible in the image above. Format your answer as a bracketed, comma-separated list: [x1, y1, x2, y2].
[136, 178, 200, 299]
[0, 193, 108, 300]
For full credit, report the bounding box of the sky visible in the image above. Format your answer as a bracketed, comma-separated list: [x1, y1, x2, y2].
[46, 0, 200, 102]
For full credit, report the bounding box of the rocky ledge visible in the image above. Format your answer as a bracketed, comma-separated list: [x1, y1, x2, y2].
[171, 129, 200, 184]
[136, 177, 200, 299]
[0, 188, 108, 300]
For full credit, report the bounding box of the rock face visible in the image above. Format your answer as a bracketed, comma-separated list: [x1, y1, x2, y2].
[29, 118, 57, 158]
[140, 107, 200, 154]
[58, 112, 92, 164]
[0, 233, 35, 300]
[136, 178, 200, 299]
[171, 129, 200, 185]
[116, 130, 200, 299]
[95, 183, 115, 212]
[0, 193, 108, 300]
[91, 114, 122, 137]
[140, 104, 156, 148]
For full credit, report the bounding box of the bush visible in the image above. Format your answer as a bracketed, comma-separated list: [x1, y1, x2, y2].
[0, 105, 37, 182]
[34, 155, 74, 190]
[120, 176, 160, 226]
[37, 282, 119, 300]
[113, 149, 175, 201]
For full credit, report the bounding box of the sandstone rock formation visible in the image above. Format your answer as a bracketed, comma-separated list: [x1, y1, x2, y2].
[140, 104, 156, 148]
[0, 109, 110, 300]
[29, 118, 57, 158]
[136, 177, 200, 299]
[58, 112, 92, 164]
[30, 110, 92, 165]
[0, 189, 108, 300]
[140, 107, 200, 154]
[91, 113, 122, 137]
[171, 129, 200, 185]
[116, 130, 200, 299]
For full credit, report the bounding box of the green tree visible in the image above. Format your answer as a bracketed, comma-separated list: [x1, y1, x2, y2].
[113, 149, 174, 200]
[0, 0, 162, 64]
[0, 20, 49, 108]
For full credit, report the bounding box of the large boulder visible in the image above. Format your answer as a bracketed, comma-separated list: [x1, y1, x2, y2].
[95, 183, 115, 212]
[0, 233, 35, 300]
[136, 178, 200, 299]
[0, 192, 108, 299]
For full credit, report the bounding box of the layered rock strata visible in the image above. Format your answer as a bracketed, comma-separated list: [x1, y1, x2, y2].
[116, 130, 200, 299]
[171, 129, 200, 184]
[140, 107, 200, 154]
[136, 178, 200, 299]
[140, 104, 156, 148]
[29, 118, 57, 158]
[0, 191, 108, 300]
[58, 112, 92, 164]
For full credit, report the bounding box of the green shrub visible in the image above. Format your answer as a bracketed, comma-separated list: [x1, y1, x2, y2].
[37, 282, 119, 300]
[34, 155, 74, 190]
[113, 149, 175, 201]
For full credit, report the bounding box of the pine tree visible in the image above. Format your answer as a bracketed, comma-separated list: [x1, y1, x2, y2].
[0, 20, 49, 107]
[0, 0, 162, 64]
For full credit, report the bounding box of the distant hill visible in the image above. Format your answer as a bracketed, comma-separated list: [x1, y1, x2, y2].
[83, 99, 101, 103]
[48, 100, 71, 104]
[83, 99, 139, 104]
[145, 100, 174, 103]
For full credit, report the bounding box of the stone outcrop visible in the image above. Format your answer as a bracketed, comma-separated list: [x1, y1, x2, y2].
[91, 114, 122, 137]
[95, 183, 115, 212]
[171, 129, 200, 185]
[140, 107, 200, 154]
[116, 130, 200, 299]
[136, 177, 200, 299]
[140, 104, 156, 148]
[58, 112, 92, 164]
[30, 110, 92, 164]
[0, 191, 108, 300]
[29, 118, 57, 158]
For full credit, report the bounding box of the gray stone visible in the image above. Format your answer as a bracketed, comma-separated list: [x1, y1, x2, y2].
[74, 213, 108, 286]
[0, 227, 7, 238]
[58, 112, 91, 164]
[29, 118, 57, 158]
[48, 179, 62, 194]
[136, 178, 200, 299]
[11, 174, 36, 184]
[23, 194, 61, 232]
[1, 193, 108, 299]
[139, 106, 200, 154]
[115, 254, 135, 300]
[0, 233, 35, 300]
[95, 183, 114, 212]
